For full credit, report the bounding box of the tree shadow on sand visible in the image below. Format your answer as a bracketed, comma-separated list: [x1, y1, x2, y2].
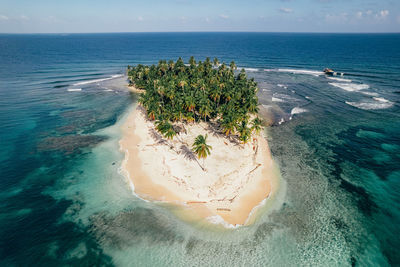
[180, 145, 196, 161]
[205, 121, 241, 146]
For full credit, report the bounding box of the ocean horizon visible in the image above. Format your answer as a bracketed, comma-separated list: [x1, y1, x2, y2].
[0, 32, 399, 266]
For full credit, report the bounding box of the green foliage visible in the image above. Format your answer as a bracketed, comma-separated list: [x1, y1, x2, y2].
[155, 120, 177, 140]
[192, 134, 212, 159]
[251, 117, 263, 135]
[128, 57, 261, 141]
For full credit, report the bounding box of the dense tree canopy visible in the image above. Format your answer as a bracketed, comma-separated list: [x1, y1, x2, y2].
[127, 57, 262, 143]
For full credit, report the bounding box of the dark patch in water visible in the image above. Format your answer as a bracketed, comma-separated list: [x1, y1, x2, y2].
[185, 237, 199, 254]
[334, 126, 400, 180]
[0, 187, 112, 266]
[53, 84, 69, 88]
[89, 208, 184, 249]
[253, 222, 282, 244]
[338, 178, 376, 216]
[55, 125, 77, 134]
[330, 216, 349, 231]
[61, 109, 120, 134]
[37, 135, 107, 155]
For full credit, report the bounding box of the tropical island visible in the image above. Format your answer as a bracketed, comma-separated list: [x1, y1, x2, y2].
[120, 57, 279, 227]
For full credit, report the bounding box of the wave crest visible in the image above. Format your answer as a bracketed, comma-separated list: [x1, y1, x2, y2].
[329, 82, 369, 92]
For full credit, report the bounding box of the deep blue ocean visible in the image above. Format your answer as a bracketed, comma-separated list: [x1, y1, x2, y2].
[0, 33, 399, 266]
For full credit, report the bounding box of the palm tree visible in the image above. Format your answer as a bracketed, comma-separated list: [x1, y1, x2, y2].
[237, 121, 251, 144]
[213, 58, 219, 67]
[220, 115, 236, 136]
[189, 56, 196, 67]
[192, 134, 212, 168]
[229, 61, 237, 71]
[251, 117, 263, 135]
[155, 120, 177, 140]
[129, 56, 262, 144]
[198, 99, 212, 121]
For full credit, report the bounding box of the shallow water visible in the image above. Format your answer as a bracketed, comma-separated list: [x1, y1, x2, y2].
[0, 33, 399, 266]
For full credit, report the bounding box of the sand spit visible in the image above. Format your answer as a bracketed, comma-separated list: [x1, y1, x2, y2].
[120, 105, 280, 227]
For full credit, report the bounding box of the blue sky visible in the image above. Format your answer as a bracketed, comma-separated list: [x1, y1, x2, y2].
[0, 0, 398, 33]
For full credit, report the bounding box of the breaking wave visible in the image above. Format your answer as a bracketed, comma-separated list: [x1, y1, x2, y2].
[242, 67, 259, 72]
[73, 74, 124, 86]
[272, 97, 285, 102]
[346, 97, 394, 110]
[361, 91, 380, 97]
[265, 68, 324, 77]
[326, 77, 352, 83]
[329, 82, 370, 92]
[291, 107, 308, 115]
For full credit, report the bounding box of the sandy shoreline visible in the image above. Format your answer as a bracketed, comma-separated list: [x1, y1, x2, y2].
[119, 105, 280, 227]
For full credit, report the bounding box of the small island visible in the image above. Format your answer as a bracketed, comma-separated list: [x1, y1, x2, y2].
[120, 57, 279, 227]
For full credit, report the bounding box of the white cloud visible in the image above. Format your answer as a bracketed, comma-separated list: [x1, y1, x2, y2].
[137, 16, 144, 21]
[355, 9, 390, 21]
[205, 17, 210, 23]
[279, 8, 293, 13]
[20, 15, 29, 21]
[376, 10, 389, 19]
[219, 14, 229, 19]
[0, 15, 9, 21]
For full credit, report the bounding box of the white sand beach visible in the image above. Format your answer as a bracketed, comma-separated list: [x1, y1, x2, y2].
[120, 105, 280, 226]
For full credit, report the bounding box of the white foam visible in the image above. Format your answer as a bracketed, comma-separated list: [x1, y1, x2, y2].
[277, 84, 288, 89]
[329, 82, 369, 92]
[265, 68, 323, 77]
[345, 100, 394, 110]
[373, 97, 390, 103]
[291, 107, 308, 115]
[361, 91, 379, 97]
[242, 67, 259, 72]
[278, 118, 285, 125]
[206, 215, 240, 229]
[73, 74, 124, 86]
[273, 93, 296, 101]
[262, 104, 272, 109]
[272, 97, 284, 102]
[67, 88, 82, 92]
[326, 77, 352, 83]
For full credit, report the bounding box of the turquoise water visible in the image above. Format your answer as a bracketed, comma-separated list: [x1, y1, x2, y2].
[0, 33, 399, 266]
